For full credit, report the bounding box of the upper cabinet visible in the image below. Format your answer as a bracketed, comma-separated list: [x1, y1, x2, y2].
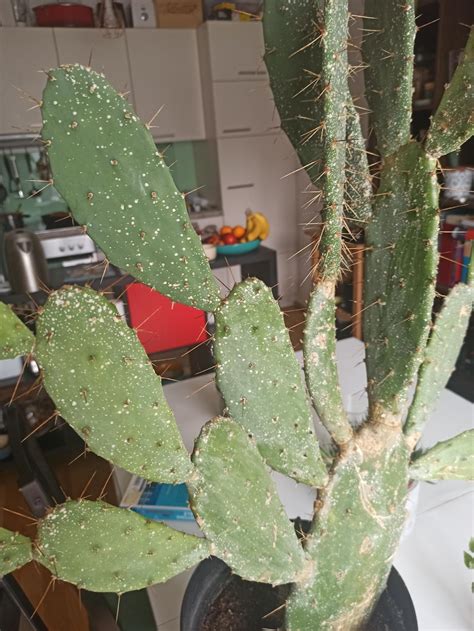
[54, 29, 132, 95]
[203, 22, 267, 81]
[212, 81, 279, 137]
[126, 29, 205, 142]
[0, 28, 59, 135]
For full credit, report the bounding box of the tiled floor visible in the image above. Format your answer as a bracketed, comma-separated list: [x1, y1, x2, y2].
[148, 568, 194, 630]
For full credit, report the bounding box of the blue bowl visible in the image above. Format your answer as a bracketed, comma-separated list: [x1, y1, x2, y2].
[216, 240, 261, 256]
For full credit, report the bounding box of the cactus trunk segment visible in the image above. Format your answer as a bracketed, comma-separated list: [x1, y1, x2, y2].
[425, 28, 474, 158]
[41, 65, 220, 312]
[304, 280, 352, 446]
[286, 426, 409, 630]
[344, 98, 372, 227]
[363, 142, 439, 416]
[265, 0, 351, 447]
[0, 303, 34, 359]
[404, 282, 473, 445]
[307, 0, 347, 282]
[36, 286, 191, 484]
[35, 500, 208, 592]
[409, 430, 474, 481]
[190, 417, 306, 585]
[0, 528, 32, 576]
[362, 1, 416, 158]
[214, 278, 327, 486]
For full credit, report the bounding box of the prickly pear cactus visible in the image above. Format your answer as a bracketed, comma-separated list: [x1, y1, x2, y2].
[41, 65, 220, 312]
[1, 3, 473, 630]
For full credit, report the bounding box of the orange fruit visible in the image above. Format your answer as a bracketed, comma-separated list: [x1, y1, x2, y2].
[233, 225, 246, 239]
[220, 225, 233, 236]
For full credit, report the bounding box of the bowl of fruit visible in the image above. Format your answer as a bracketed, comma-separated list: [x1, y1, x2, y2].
[215, 210, 270, 255]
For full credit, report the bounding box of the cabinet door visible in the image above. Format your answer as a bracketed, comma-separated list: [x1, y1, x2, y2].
[213, 81, 279, 137]
[54, 29, 132, 95]
[218, 134, 298, 252]
[205, 22, 267, 81]
[126, 29, 205, 141]
[0, 28, 59, 135]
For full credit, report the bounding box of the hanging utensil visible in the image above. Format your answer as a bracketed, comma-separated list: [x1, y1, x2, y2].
[5, 154, 25, 199]
[0, 176, 7, 210]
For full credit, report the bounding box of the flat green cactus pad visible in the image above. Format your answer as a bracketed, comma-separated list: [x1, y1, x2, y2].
[36, 286, 191, 484]
[410, 430, 474, 481]
[364, 142, 439, 413]
[41, 65, 220, 312]
[287, 427, 409, 630]
[426, 28, 474, 158]
[304, 280, 352, 445]
[214, 278, 327, 486]
[190, 417, 305, 585]
[0, 302, 34, 359]
[405, 282, 473, 441]
[263, 0, 325, 181]
[0, 528, 32, 575]
[35, 500, 209, 592]
[344, 98, 372, 226]
[363, 1, 416, 158]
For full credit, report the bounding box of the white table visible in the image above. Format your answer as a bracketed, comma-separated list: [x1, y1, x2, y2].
[128, 338, 473, 631]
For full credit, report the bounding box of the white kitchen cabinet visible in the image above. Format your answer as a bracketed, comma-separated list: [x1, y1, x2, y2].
[126, 29, 205, 141]
[203, 22, 267, 81]
[54, 29, 132, 96]
[212, 81, 279, 137]
[0, 28, 59, 135]
[218, 133, 299, 303]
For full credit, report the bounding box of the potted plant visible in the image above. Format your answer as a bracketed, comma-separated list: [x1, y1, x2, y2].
[0, 1, 472, 629]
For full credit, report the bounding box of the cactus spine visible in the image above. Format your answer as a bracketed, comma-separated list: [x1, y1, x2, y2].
[0, 3, 473, 629]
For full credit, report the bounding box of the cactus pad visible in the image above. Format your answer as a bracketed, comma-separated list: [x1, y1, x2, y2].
[36, 286, 191, 484]
[409, 431, 474, 481]
[0, 303, 34, 359]
[287, 427, 409, 630]
[405, 282, 473, 442]
[214, 278, 327, 486]
[41, 65, 220, 312]
[190, 417, 305, 585]
[304, 280, 352, 445]
[0, 528, 32, 575]
[35, 500, 209, 592]
[363, 1, 416, 158]
[364, 142, 439, 414]
[426, 28, 474, 158]
[263, 0, 325, 181]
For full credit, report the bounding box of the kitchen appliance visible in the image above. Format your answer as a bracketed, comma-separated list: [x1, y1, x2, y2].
[4, 229, 49, 293]
[33, 3, 94, 27]
[36, 226, 104, 267]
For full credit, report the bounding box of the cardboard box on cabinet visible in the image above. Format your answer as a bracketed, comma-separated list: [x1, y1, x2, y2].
[154, 0, 203, 27]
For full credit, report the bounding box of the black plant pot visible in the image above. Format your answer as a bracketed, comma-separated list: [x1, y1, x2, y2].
[181, 557, 418, 631]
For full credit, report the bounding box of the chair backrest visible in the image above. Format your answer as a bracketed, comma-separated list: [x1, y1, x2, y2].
[126, 283, 208, 355]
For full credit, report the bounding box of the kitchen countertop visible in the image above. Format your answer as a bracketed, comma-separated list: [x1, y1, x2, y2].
[0, 245, 278, 305]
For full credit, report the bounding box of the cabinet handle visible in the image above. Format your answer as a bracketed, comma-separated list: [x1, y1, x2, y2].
[227, 183, 255, 190]
[237, 70, 267, 76]
[154, 133, 176, 139]
[222, 127, 252, 134]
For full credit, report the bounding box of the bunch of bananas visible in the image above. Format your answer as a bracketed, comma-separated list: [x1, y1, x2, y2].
[245, 209, 270, 241]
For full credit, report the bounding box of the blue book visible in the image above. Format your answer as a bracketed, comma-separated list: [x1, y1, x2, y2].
[121, 476, 195, 522]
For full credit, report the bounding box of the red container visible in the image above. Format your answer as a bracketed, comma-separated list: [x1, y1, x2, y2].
[34, 3, 94, 27]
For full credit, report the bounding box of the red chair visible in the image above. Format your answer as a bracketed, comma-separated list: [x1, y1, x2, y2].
[126, 283, 208, 355]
